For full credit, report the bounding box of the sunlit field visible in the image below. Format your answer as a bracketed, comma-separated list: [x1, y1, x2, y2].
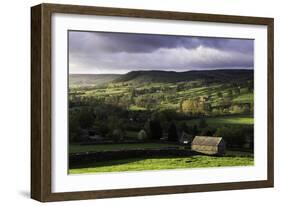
[69, 154, 254, 174]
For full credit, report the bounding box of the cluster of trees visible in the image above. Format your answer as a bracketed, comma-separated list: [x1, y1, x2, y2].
[215, 126, 253, 149]
[181, 99, 207, 114]
[69, 108, 95, 142]
[69, 105, 253, 151]
[142, 117, 253, 149]
[180, 98, 252, 116]
[69, 108, 128, 143]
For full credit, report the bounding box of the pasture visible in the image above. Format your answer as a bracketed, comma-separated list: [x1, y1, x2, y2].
[184, 115, 254, 127]
[69, 153, 254, 174]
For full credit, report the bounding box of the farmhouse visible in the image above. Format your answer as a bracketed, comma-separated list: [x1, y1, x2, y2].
[191, 136, 225, 155]
[179, 131, 193, 145]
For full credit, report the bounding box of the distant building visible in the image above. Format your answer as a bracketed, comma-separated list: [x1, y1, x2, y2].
[179, 132, 193, 145]
[191, 136, 225, 155]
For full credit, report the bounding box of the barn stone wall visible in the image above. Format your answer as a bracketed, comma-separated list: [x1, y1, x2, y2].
[191, 145, 219, 155]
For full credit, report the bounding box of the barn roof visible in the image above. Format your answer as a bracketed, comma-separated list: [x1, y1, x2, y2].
[192, 136, 223, 146]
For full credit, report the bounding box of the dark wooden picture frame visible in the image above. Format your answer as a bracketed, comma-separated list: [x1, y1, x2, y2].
[31, 3, 274, 202]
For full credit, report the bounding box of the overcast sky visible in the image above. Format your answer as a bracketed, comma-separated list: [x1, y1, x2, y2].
[68, 31, 254, 74]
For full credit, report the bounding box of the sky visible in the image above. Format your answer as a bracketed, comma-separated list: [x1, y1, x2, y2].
[68, 31, 254, 74]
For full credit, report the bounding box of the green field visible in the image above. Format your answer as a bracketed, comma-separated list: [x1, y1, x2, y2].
[69, 142, 180, 154]
[233, 93, 254, 103]
[184, 115, 253, 126]
[69, 155, 254, 174]
[69, 70, 254, 115]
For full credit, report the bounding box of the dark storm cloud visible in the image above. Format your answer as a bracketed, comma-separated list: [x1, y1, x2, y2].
[69, 32, 196, 54]
[68, 31, 254, 74]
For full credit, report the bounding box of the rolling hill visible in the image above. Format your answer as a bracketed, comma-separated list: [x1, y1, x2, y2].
[70, 69, 253, 87]
[69, 74, 121, 87]
[114, 69, 253, 84]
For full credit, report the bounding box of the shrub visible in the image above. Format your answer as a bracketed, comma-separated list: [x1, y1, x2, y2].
[138, 129, 147, 140]
[148, 119, 163, 140]
[112, 129, 125, 142]
[168, 122, 178, 142]
[200, 127, 215, 136]
[192, 124, 198, 136]
[98, 123, 110, 137]
[199, 118, 208, 128]
[69, 109, 95, 143]
[69, 113, 82, 143]
[214, 126, 250, 148]
[78, 109, 95, 129]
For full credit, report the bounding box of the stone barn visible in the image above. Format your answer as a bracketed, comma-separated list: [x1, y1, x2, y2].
[191, 136, 225, 155]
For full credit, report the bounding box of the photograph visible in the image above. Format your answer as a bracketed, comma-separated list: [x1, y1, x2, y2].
[68, 30, 254, 174]
[30, 3, 273, 201]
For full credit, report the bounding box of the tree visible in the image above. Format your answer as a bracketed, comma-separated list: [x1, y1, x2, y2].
[98, 123, 110, 137]
[129, 88, 136, 104]
[203, 103, 212, 114]
[227, 89, 233, 97]
[231, 105, 243, 114]
[181, 99, 194, 113]
[181, 99, 204, 114]
[160, 109, 178, 121]
[200, 127, 215, 136]
[199, 118, 208, 129]
[149, 119, 163, 140]
[168, 122, 178, 142]
[178, 122, 187, 132]
[112, 129, 124, 142]
[69, 111, 82, 143]
[69, 108, 96, 143]
[78, 109, 95, 129]
[233, 87, 240, 95]
[192, 125, 198, 136]
[215, 126, 245, 147]
[138, 129, 147, 140]
[222, 97, 232, 108]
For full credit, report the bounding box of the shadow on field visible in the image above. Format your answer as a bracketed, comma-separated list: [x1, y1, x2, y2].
[69, 155, 195, 169]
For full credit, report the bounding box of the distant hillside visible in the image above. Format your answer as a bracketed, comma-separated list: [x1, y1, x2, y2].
[70, 70, 253, 87]
[113, 70, 253, 84]
[69, 74, 121, 87]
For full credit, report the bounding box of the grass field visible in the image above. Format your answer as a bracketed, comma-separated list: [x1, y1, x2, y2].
[69, 142, 180, 154]
[184, 115, 253, 126]
[233, 93, 254, 103]
[69, 155, 254, 174]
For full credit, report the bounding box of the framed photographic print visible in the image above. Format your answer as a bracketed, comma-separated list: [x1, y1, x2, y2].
[31, 3, 274, 202]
